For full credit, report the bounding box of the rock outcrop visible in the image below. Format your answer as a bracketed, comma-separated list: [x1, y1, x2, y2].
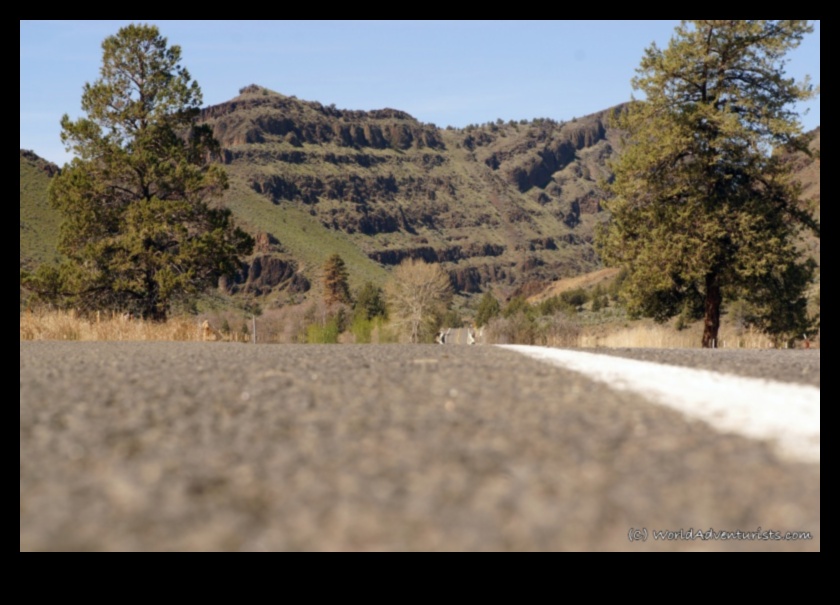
[222, 255, 310, 297]
[200, 86, 621, 296]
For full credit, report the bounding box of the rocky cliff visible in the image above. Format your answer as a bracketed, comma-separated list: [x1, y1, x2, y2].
[201, 86, 620, 298]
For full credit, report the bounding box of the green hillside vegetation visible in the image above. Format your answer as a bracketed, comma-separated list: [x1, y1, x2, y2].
[223, 179, 389, 297]
[20, 150, 61, 268]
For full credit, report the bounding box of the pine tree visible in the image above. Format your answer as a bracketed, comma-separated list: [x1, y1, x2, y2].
[354, 282, 387, 320]
[323, 254, 352, 306]
[598, 21, 819, 347]
[27, 24, 252, 320]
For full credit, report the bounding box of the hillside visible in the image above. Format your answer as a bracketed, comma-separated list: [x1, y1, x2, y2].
[19, 150, 61, 269]
[201, 85, 620, 300]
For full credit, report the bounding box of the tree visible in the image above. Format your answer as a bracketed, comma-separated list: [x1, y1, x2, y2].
[474, 290, 501, 328]
[27, 24, 252, 320]
[322, 254, 352, 306]
[385, 259, 452, 343]
[354, 281, 387, 320]
[598, 21, 819, 347]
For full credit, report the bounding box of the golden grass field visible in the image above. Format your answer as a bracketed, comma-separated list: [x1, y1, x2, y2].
[20, 310, 206, 342]
[21, 309, 816, 349]
[577, 322, 792, 349]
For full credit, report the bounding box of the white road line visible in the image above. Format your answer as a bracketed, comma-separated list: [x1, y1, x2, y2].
[499, 345, 820, 464]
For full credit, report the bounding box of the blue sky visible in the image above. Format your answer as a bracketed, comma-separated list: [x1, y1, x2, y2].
[21, 20, 820, 166]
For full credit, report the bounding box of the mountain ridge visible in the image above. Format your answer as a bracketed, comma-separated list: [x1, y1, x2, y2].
[20, 86, 819, 310]
[200, 85, 619, 301]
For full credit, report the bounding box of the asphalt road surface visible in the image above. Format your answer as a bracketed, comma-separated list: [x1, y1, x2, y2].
[20, 342, 820, 551]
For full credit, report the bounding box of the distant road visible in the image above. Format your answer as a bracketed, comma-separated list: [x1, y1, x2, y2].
[20, 343, 820, 551]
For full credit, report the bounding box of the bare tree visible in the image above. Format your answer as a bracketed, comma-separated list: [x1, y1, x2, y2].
[385, 259, 452, 343]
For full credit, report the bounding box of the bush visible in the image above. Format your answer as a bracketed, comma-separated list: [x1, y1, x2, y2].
[354, 282, 387, 321]
[536, 315, 582, 347]
[306, 315, 341, 344]
[351, 315, 374, 344]
[560, 288, 588, 309]
[351, 316, 389, 344]
[487, 313, 536, 345]
[538, 296, 575, 317]
[502, 296, 534, 319]
[475, 291, 501, 327]
[486, 312, 581, 346]
[440, 309, 464, 329]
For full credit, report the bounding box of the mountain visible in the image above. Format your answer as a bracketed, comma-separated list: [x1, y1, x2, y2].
[201, 85, 620, 300]
[20, 86, 819, 309]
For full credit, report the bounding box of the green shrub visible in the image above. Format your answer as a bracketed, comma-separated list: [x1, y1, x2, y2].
[351, 315, 374, 344]
[538, 296, 575, 317]
[503, 296, 534, 319]
[475, 291, 501, 327]
[560, 288, 588, 309]
[306, 315, 341, 344]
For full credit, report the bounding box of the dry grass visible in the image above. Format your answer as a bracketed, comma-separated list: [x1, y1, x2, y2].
[579, 322, 788, 349]
[21, 309, 815, 349]
[486, 311, 809, 350]
[528, 268, 620, 303]
[20, 310, 205, 342]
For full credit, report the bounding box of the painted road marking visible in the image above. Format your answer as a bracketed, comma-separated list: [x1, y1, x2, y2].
[499, 345, 820, 464]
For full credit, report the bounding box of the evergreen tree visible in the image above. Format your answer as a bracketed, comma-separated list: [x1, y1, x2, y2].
[354, 282, 387, 320]
[323, 254, 352, 306]
[598, 21, 819, 347]
[26, 24, 252, 320]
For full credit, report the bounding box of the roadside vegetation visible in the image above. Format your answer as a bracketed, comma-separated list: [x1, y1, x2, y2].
[22, 25, 253, 322]
[20, 310, 206, 342]
[599, 20, 819, 348]
[21, 264, 819, 348]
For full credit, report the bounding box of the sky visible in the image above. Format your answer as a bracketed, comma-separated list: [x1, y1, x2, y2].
[21, 20, 821, 166]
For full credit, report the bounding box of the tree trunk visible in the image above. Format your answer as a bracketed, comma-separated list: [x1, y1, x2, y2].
[702, 273, 721, 348]
[143, 270, 167, 322]
[144, 300, 167, 323]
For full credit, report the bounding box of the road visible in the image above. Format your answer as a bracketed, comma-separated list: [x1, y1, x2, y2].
[20, 342, 820, 551]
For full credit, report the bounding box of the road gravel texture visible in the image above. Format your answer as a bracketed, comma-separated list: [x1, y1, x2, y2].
[20, 342, 820, 551]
